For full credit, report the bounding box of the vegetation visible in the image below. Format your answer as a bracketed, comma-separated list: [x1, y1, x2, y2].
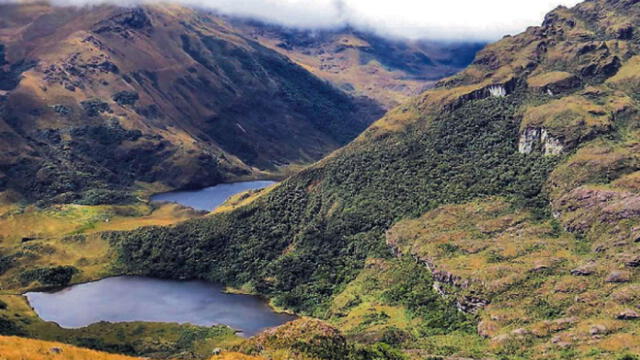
[0, 335, 146, 360]
[0, 3, 384, 203]
[7, 0, 640, 359]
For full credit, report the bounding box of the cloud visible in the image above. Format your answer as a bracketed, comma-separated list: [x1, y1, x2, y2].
[4, 0, 584, 40]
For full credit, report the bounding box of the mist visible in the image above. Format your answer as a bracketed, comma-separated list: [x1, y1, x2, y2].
[2, 0, 583, 40]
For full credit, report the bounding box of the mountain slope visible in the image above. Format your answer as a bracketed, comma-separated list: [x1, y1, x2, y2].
[0, 2, 383, 203]
[227, 20, 484, 109]
[98, 0, 640, 358]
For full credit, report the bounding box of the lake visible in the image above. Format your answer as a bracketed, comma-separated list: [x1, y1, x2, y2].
[150, 180, 276, 211]
[25, 276, 296, 337]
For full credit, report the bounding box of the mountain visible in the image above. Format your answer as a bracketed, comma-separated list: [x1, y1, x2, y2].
[0, 2, 386, 204]
[95, 0, 640, 358]
[227, 19, 484, 108]
[0, 2, 481, 205]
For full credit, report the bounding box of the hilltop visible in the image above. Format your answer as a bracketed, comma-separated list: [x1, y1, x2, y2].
[228, 20, 483, 108]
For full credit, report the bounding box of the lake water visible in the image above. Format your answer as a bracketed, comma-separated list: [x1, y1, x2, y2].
[25, 276, 296, 337]
[150, 180, 276, 211]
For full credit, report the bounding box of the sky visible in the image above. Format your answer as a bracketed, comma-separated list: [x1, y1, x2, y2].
[5, 0, 584, 40]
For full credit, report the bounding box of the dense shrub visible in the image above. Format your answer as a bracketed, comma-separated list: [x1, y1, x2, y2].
[75, 189, 135, 206]
[19, 266, 79, 287]
[111, 94, 557, 324]
[112, 91, 139, 105]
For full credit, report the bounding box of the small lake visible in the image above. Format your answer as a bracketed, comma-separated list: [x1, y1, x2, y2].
[150, 180, 276, 211]
[25, 276, 296, 337]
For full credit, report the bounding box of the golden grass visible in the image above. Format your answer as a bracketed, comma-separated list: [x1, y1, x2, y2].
[527, 71, 574, 89]
[0, 336, 144, 360]
[213, 185, 278, 215]
[0, 201, 203, 292]
[521, 95, 611, 135]
[212, 353, 265, 360]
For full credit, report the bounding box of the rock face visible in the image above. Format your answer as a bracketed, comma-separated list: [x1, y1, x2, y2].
[527, 71, 581, 95]
[488, 85, 507, 97]
[518, 128, 564, 155]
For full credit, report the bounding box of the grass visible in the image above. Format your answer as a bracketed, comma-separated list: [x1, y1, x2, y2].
[0, 195, 234, 358]
[387, 195, 640, 359]
[0, 335, 144, 360]
[0, 200, 203, 293]
[527, 71, 575, 89]
[520, 95, 612, 141]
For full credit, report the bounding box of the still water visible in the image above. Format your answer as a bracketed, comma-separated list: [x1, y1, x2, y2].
[25, 276, 296, 337]
[150, 180, 276, 211]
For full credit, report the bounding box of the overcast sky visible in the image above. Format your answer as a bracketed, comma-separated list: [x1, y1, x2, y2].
[7, 0, 584, 40]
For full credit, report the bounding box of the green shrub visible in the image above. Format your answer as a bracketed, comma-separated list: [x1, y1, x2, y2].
[19, 266, 79, 287]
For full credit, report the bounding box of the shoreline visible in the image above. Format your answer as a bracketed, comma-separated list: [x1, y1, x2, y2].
[22, 275, 298, 337]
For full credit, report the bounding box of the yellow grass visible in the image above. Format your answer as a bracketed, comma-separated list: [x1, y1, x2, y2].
[213, 185, 278, 215]
[0, 336, 144, 360]
[527, 71, 574, 88]
[212, 353, 264, 360]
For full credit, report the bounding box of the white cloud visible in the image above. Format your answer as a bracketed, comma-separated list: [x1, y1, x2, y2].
[6, 0, 584, 40]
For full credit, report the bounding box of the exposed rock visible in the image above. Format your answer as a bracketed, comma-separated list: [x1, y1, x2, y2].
[93, 8, 153, 38]
[552, 317, 579, 330]
[488, 85, 506, 97]
[530, 263, 552, 273]
[554, 187, 640, 234]
[444, 77, 518, 112]
[626, 256, 640, 268]
[518, 127, 564, 155]
[589, 324, 607, 335]
[605, 270, 631, 283]
[527, 71, 581, 95]
[50, 347, 63, 354]
[511, 328, 530, 336]
[617, 309, 640, 320]
[457, 296, 490, 313]
[571, 264, 596, 276]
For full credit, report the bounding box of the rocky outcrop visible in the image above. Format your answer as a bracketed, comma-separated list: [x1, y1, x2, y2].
[554, 187, 640, 234]
[444, 77, 518, 112]
[605, 270, 631, 283]
[518, 127, 564, 155]
[617, 309, 640, 320]
[527, 71, 581, 96]
[571, 263, 596, 276]
[388, 240, 488, 314]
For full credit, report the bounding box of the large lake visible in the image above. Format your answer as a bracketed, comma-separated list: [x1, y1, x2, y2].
[150, 180, 276, 211]
[25, 276, 296, 337]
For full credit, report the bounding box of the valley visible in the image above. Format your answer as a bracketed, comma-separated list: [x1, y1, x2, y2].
[4, 0, 640, 359]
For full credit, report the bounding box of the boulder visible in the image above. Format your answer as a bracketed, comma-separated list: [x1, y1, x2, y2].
[606, 270, 631, 283]
[625, 256, 640, 268]
[511, 328, 530, 336]
[571, 264, 595, 276]
[589, 324, 607, 335]
[617, 309, 640, 320]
